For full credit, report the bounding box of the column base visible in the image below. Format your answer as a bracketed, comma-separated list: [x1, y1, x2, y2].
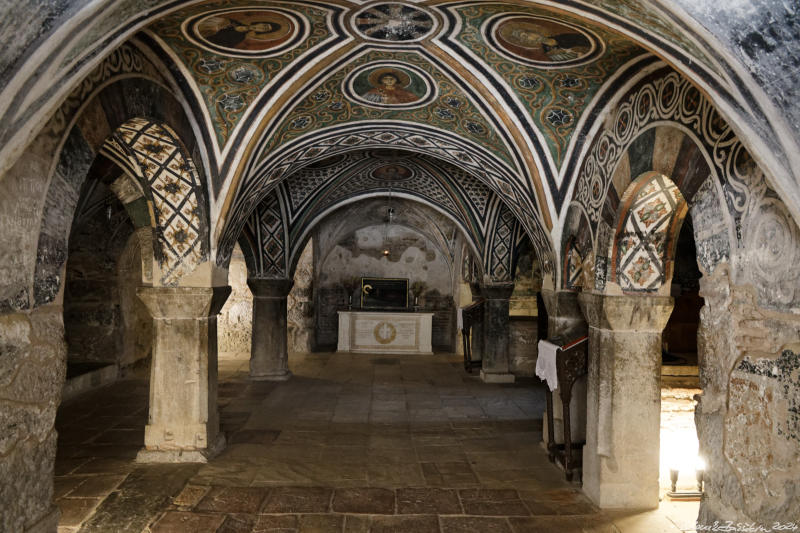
[24, 505, 59, 533]
[480, 370, 515, 383]
[136, 433, 226, 464]
[250, 369, 292, 381]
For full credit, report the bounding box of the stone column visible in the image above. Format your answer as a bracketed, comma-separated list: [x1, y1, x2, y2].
[479, 282, 515, 383]
[247, 278, 293, 381]
[136, 286, 230, 463]
[539, 289, 589, 447]
[466, 282, 484, 363]
[578, 292, 673, 509]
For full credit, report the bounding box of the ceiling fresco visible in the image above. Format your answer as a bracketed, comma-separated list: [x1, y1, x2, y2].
[243, 150, 526, 281]
[583, 0, 718, 75]
[7, 0, 787, 288]
[147, 1, 339, 146]
[136, 0, 658, 276]
[257, 48, 513, 168]
[3, 0, 796, 251]
[445, 2, 646, 168]
[143, 0, 648, 192]
[276, 150, 497, 250]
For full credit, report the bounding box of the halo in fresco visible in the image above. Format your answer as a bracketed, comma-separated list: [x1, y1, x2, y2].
[485, 14, 603, 68]
[183, 8, 305, 58]
[352, 3, 437, 43]
[344, 62, 437, 109]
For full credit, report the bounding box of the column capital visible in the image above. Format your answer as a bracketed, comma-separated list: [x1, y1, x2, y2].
[480, 281, 515, 300]
[578, 291, 673, 332]
[136, 286, 231, 319]
[247, 278, 294, 298]
[540, 289, 582, 320]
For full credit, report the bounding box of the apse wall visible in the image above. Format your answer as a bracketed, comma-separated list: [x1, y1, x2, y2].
[313, 222, 456, 352]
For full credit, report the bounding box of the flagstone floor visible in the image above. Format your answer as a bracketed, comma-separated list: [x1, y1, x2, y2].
[54, 352, 698, 532]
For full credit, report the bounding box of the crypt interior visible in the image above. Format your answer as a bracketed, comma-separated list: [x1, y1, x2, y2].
[0, 1, 799, 532]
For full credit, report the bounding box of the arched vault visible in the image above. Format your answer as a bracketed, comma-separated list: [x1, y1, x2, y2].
[233, 149, 531, 283]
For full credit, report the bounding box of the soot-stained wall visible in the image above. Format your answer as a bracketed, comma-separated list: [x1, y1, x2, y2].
[63, 184, 134, 366]
[313, 201, 459, 352]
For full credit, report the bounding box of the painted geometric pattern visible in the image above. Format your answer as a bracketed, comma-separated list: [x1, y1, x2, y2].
[282, 152, 494, 237]
[486, 202, 518, 282]
[585, 0, 718, 75]
[147, 1, 335, 146]
[257, 49, 511, 168]
[245, 194, 287, 278]
[287, 170, 333, 212]
[101, 118, 207, 286]
[223, 124, 554, 273]
[450, 3, 645, 167]
[574, 70, 732, 235]
[286, 155, 358, 214]
[613, 174, 684, 292]
[420, 155, 491, 219]
[564, 244, 584, 290]
[323, 164, 460, 217]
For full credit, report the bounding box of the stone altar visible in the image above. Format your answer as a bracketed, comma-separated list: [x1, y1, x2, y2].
[337, 311, 434, 354]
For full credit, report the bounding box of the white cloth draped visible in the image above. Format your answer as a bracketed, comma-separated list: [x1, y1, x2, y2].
[536, 340, 560, 391]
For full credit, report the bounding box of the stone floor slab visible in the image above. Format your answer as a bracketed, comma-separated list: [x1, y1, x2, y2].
[196, 486, 269, 514]
[53, 352, 692, 532]
[332, 487, 396, 514]
[458, 489, 530, 516]
[396, 488, 462, 515]
[150, 511, 226, 533]
[440, 516, 513, 533]
[261, 486, 333, 513]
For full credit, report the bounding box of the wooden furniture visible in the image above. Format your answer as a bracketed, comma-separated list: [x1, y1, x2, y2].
[544, 335, 588, 481]
[458, 299, 484, 372]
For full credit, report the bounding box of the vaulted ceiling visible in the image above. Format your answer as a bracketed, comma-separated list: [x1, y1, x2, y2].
[133, 0, 669, 271]
[3, 0, 797, 288]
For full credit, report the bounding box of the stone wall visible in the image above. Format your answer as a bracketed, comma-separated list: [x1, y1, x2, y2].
[218, 245, 252, 357]
[116, 232, 152, 373]
[508, 244, 541, 377]
[697, 268, 800, 525]
[313, 208, 458, 351]
[0, 306, 64, 532]
[63, 183, 134, 366]
[217, 240, 315, 357]
[288, 240, 314, 353]
[0, 65, 208, 530]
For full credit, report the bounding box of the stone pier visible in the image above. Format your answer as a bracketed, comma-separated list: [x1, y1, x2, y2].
[479, 282, 515, 384]
[248, 278, 294, 381]
[578, 292, 674, 509]
[136, 286, 230, 463]
[539, 289, 589, 446]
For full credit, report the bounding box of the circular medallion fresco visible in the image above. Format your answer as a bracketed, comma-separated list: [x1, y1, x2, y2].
[344, 62, 437, 109]
[353, 3, 437, 43]
[183, 8, 304, 57]
[370, 163, 414, 182]
[486, 15, 602, 68]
